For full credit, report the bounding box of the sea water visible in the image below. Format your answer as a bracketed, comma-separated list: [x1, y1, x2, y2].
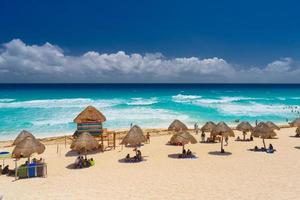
[0, 84, 299, 140]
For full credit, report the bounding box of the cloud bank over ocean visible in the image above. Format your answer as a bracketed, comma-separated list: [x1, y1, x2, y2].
[0, 39, 299, 83]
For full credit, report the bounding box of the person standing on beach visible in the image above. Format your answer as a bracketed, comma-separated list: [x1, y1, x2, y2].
[225, 136, 229, 146]
[194, 123, 198, 134]
[146, 132, 150, 143]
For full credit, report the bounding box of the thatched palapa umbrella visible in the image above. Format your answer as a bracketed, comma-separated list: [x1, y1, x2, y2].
[236, 121, 253, 140]
[211, 122, 234, 153]
[12, 137, 45, 159]
[200, 121, 216, 132]
[289, 118, 300, 127]
[252, 122, 275, 149]
[71, 132, 99, 158]
[169, 130, 197, 151]
[121, 125, 147, 147]
[13, 130, 35, 145]
[168, 119, 188, 132]
[265, 121, 280, 131]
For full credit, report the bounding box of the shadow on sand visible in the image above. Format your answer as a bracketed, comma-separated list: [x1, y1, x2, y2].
[208, 151, 232, 156]
[289, 136, 300, 138]
[168, 153, 197, 159]
[118, 158, 146, 163]
[294, 146, 300, 150]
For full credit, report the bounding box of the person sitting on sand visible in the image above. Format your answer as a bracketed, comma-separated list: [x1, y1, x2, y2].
[137, 150, 142, 161]
[84, 158, 90, 167]
[182, 148, 186, 156]
[89, 158, 95, 166]
[254, 146, 259, 151]
[75, 156, 80, 167]
[187, 149, 192, 157]
[125, 154, 130, 161]
[266, 144, 274, 153]
[2, 165, 9, 175]
[236, 136, 241, 141]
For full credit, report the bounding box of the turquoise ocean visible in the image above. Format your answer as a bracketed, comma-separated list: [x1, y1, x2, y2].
[0, 84, 299, 140]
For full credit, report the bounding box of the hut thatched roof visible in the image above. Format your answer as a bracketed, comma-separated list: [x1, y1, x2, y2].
[74, 106, 106, 123]
[200, 121, 216, 132]
[170, 130, 197, 145]
[252, 122, 276, 138]
[120, 125, 147, 147]
[236, 121, 253, 132]
[168, 119, 188, 132]
[13, 130, 35, 145]
[211, 121, 235, 137]
[12, 137, 45, 158]
[71, 132, 99, 153]
[290, 118, 300, 127]
[265, 121, 280, 131]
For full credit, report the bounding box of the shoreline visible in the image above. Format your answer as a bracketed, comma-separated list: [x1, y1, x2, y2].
[0, 124, 292, 146]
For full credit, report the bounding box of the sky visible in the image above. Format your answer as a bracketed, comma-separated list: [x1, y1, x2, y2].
[0, 0, 300, 83]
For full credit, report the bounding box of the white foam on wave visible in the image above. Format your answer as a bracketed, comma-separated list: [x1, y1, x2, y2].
[127, 97, 158, 106]
[172, 94, 202, 103]
[106, 107, 189, 121]
[0, 98, 15, 102]
[174, 95, 263, 106]
[0, 98, 122, 108]
[215, 102, 293, 117]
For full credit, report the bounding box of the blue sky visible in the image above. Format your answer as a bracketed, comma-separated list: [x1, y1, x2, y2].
[0, 0, 300, 83]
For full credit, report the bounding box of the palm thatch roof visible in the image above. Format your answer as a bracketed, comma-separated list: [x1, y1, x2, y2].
[265, 121, 280, 131]
[12, 137, 45, 158]
[211, 121, 235, 137]
[13, 130, 35, 145]
[236, 121, 253, 132]
[168, 119, 188, 132]
[200, 121, 216, 132]
[74, 106, 106, 123]
[170, 130, 197, 145]
[71, 132, 99, 153]
[120, 125, 147, 147]
[252, 122, 276, 138]
[290, 118, 300, 127]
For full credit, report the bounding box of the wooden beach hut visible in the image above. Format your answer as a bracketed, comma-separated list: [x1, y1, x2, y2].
[73, 106, 106, 137]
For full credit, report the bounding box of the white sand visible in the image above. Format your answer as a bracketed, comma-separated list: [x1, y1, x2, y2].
[1, 127, 300, 200]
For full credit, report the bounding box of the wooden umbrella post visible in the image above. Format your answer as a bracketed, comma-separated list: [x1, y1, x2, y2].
[113, 132, 116, 149]
[101, 134, 104, 152]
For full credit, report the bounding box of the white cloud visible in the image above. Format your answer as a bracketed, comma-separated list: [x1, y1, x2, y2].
[265, 57, 292, 72]
[0, 39, 299, 83]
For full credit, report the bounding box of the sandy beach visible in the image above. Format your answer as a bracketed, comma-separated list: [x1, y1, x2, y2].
[0, 127, 299, 200]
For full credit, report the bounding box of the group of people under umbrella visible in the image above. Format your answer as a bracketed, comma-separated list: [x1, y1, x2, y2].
[0, 130, 47, 179]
